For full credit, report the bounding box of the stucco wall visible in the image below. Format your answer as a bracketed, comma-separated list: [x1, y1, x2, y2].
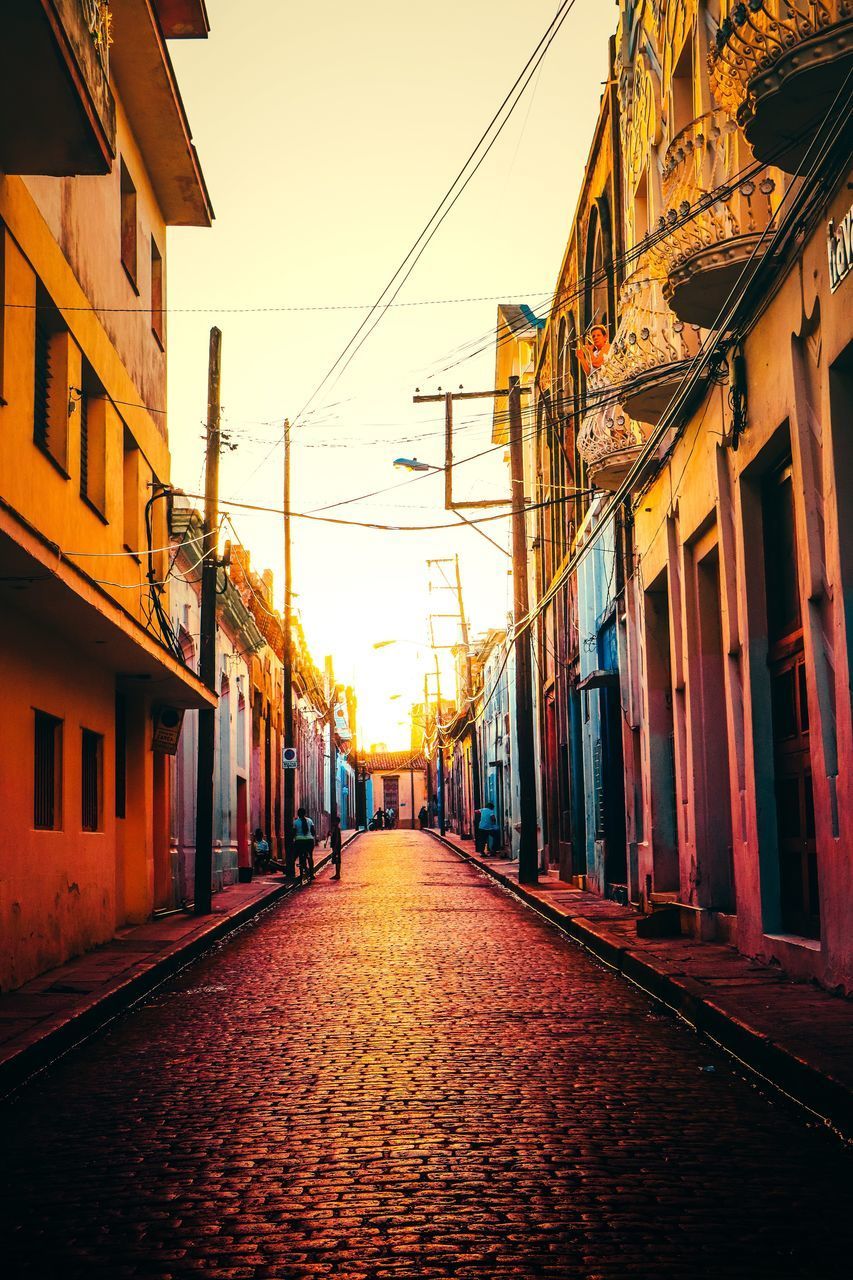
[0, 608, 119, 990]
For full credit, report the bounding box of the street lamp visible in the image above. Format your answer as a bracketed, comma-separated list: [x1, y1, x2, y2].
[390, 456, 510, 559]
[393, 457, 437, 472]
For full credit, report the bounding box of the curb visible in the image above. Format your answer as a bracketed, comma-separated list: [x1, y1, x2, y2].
[428, 830, 853, 1140]
[0, 832, 362, 1098]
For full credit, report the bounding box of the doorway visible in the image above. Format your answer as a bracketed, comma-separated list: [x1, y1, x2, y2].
[382, 775, 399, 824]
[236, 776, 249, 870]
[762, 462, 819, 937]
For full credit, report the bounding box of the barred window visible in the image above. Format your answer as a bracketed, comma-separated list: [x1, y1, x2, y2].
[82, 729, 103, 832]
[79, 392, 90, 500]
[34, 711, 62, 830]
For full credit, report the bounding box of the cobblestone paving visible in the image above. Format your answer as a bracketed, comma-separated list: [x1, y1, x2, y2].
[2, 831, 851, 1279]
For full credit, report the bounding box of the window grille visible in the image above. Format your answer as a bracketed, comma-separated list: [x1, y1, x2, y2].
[34, 711, 61, 829]
[82, 729, 102, 832]
[33, 314, 51, 450]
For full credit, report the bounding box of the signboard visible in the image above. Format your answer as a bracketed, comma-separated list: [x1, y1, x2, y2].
[152, 706, 184, 756]
[282, 746, 298, 770]
[828, 205, 852, 293]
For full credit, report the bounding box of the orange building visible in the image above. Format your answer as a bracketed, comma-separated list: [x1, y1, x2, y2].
[0, 2, 213, 990]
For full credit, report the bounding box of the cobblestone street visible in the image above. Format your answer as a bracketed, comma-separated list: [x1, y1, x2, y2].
[2, 831, 851, 1279]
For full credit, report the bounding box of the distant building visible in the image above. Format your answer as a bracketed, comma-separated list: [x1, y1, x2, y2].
[362, 751, 428, 830]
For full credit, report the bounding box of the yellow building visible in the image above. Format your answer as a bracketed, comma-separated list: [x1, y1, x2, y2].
[577, 1, 853, 990]
[0, 1, 214, 990]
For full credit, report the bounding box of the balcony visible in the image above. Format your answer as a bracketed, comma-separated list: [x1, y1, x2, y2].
[600, 271, 703, 426]
[0, 0, 116, 175]
[577, 374, 647, 491]
[652, 110, 778, 328]
[709, 1, 853, 175]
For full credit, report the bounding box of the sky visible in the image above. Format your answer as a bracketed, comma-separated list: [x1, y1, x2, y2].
[166, 0, 618, 748]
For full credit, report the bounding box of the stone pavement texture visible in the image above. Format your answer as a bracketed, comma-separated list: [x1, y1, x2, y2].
[434, 830, 853, 1136]
[0, 832, 356, 1094]
[1, 830, 851, 1280]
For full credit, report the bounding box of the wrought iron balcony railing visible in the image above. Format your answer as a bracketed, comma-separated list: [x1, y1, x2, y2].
[577, 372, 647, 491]
[649, 109, 778, 327]
[599, 270, 703, 426]
[709, 1, 853, 174]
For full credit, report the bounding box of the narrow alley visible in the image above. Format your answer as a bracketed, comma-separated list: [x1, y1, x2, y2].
[1, 832, 850, 1279]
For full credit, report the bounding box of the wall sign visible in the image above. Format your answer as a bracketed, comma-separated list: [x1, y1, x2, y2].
[152, 706, 184, 755]
[828, 206, 853, 293]
[282, 746, 298, 770]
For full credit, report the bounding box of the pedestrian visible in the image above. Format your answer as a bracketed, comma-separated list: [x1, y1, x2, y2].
[372, 807, 384, 831]
[385, 806, 395, 830]
[251, 827, 271, 873]
[330, 814, 342, 880]
[473, 808, 486, 854]
[293, 807, 316, 882]
[418, 805, 428, 830]
[479, 803, 499, 857]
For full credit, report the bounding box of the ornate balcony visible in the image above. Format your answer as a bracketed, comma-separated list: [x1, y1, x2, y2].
[577, 373, 647, 492]
[600, 271, 703, 427]
[651, 109, 778, 328]
[0, 1, 116, 175]
[709, 1, 853, 175]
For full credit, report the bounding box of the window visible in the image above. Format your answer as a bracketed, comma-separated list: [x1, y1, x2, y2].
[34, 710, 62, 830]
[115, 693, 127, 819]
[120, 159, 138, 288]
[80, 361, 107, 516]
[33, 283, 70, 471]
[122, 426, 140, 554]
[150, 237, 164, 347]
[82, 729, 103, 831]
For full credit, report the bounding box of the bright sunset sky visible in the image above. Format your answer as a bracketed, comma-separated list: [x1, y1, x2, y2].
[166, 0, 617, 748]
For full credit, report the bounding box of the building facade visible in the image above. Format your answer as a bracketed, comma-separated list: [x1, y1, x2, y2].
[0, 2, 213, 990]
[459, 2, 853, 993]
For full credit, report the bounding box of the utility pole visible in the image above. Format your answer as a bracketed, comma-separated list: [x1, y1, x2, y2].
[508, 375, 539, 884]
[427, 556, 482, 836]
[434, 653, 446, 837]
[424, 672, 433, 825]
[194, 326, 222, 916]
[282, 419, 295, 877]
[326, 659, 338, 837]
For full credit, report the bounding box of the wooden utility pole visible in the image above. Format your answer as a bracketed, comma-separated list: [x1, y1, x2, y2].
[282, 419, 295, 876]
[508, 375, 539, 884]
[194, 326, 222, 915]
[434, 653, 446, 837]
[424, 672, 433, 824]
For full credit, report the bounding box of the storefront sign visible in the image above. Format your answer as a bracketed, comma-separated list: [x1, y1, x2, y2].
[828, 206, 853, 293]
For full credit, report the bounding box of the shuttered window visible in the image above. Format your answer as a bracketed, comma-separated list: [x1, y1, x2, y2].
[82, 729, 103, 832]
[33, 313, 51, 451]
[34, 711, 62, 830]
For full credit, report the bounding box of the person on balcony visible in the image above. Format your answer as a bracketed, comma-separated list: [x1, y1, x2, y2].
[577, 324, 610, 377]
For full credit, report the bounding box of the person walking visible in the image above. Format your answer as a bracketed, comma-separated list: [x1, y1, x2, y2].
[330, 814, 342, 880]
[478, 802, 499, 857]
[293, 808, 316, 883]
[418, 805, 428, 830]
[473, 808, 485, 854]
